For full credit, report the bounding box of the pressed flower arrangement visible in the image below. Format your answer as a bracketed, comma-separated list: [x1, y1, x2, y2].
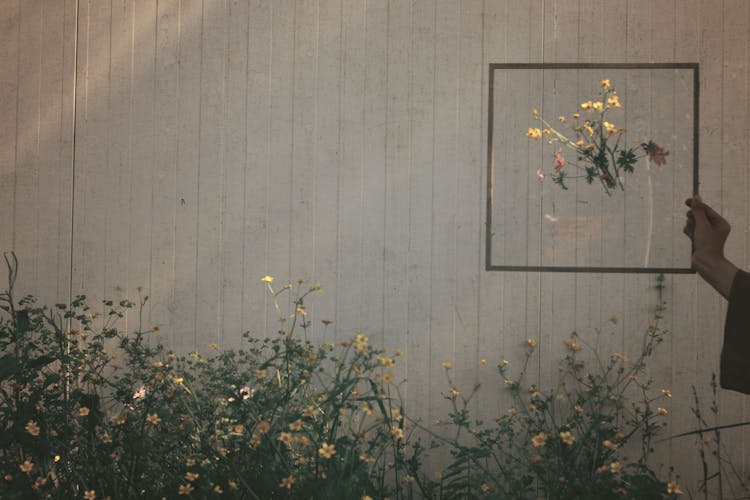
[527, 78, 669, 195]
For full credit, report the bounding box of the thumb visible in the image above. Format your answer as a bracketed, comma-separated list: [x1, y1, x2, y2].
[690, 195, 711, 229]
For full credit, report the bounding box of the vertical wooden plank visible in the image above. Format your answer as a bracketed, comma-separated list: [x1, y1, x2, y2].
[13, 0, 43, 298]
[428, 0, 457, 436]
[194, 0, 226, 348]
[695, 2, 726, 496]
[289, 0, 317, 289]
[128, 0, 157, 326]
[383, 0, 410, 355]
[538, 0, 577, 393]
[220, 0, 249, 347]
[478, 0, 506, 422]
[311, 0, 342, 342]
[454, 0, 482, 420]
[266, 0, 295, 324]
[36, 0, 71, 305]
[242, 0, 271, 337]
[406, 0, 435, 433]
[173, 0, 203, 352]
[0, 0, 19, 252]
[360, 1, 387, 340]
[72, 0, 110, 318]
[670, 0, 701, 489]
[336, 0, 365, 338]
[151, 0, 181, 338]
[106, 0, 134, 324]
[719, 0, 748, 487]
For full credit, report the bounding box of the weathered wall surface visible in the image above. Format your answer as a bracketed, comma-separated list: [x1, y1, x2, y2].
[1, 0, 748, 492]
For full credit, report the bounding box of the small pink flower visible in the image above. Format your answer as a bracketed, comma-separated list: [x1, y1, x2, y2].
[644, 142, 669, 166]
[133, 386, 146, 400]
[536, 169, 545, 180]
[553, 149, 565, 172]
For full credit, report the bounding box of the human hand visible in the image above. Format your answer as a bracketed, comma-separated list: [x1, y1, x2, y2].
[684, 195, 738, 299]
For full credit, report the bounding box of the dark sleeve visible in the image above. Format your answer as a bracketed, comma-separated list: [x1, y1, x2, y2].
[720, 269, 750, 394]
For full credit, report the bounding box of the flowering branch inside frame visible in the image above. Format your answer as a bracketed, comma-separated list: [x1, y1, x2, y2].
[526, 79, 669, 196]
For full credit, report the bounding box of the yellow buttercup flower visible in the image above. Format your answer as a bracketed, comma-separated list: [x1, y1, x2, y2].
[607, 94, 621, 107]
[560, 431, 575, 445]
[256, 420, 271, 433]
[527, 339, 537, 348]
[289, 419, 303, 431]
[378, 356, 395, 367]
[604, 121, 616, 135]
[279, 475, 295, 489]
[146, 413, 161, 425]
[84, 490, 96, 500]
[661, 389, 673, 398]
[441, 361, 453, 370]
[391, 426, 405, 440]
[278, 432, 293, 446]
[531, 432, 547, 447]
[318, 442, 336, 459]
[592, 101, 603, 111]
[261, 275, 274, 283]
[580, 101, 593, 110]
[526, 127, 542, 140]
[178, 483, 194, 495]
[657, 407, 669, 416]
[78, 407, 90, 417]
[19, 460, 33, 473]
[610, 461, 622, 473]
[185, 472, 199, 482]
[25, 421, 40, 436]
[667, 480, 685, 495]
[601, 79, 611, 90]
[603, 440, 619, 450]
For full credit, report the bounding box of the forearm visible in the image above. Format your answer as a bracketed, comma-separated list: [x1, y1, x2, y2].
[694, 255, 739, 300]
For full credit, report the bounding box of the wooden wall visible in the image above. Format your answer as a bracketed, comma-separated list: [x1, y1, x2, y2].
[1, 0, 748, 493]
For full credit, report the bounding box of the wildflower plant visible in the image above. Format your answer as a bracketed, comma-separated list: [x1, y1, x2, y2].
[0, 254, 423, 499]
[527, 78, 669, 195]
[415, 315, 685, 499]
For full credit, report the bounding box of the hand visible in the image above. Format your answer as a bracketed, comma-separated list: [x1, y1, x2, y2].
[684, 195, 738, 299]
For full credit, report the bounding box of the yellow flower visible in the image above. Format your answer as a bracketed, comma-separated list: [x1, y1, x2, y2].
[401, 475, 414, 483]
[592, 101, 603, 111]
[441, 361, 453, 370]
[557, 115, 566, 123]
[612, 352, 628, 363]
[209, 342, 218, 350]
[296, 307, 307, 316]
[186, 459, 196, 467]
[531, 432, 547, 447]
[25, 421, 40, 436]
[213, 485, 224, 494]
[580, 101, 593, 110]
[100, 432, 112, 444]
[362, 496, 374, 500]
[19, 460, 33, 473]
[302, 406, 316, 418]
[289, 419, 303, 431]
[378, 356, 395, 367]
[279, 475, 295, 489]
[256, 420, 270, 433]
[394, 348, 403, 357]
[502, 359, 509, 365]
[607, 94, 621, 107]
[318, 442, 336, 459]
[667, 480, 685, 495]
[572, 113, 580, 120]
[450, 388, 460, 397]
[527, 339, 537, 348]
[362, 403, 374, 416]
[178, 483, 194, 495]
[152, 361, 164, 368]
[255, 369, 268, 379]
[610, 461, 622, 473]
[228, 480, 239, 490]
[603, 121, 617, 135]
[382, 372, 394, 384]
[278, 432, 293, 446]
[261, 275, 274, 283]
[603, 439, 619, 450]
[391, 426, 405, 440]
[481, 483, 490, 493]
[54, 455, 60, 462]
[600, 79, 611, 90]
[295, 435, 310, 447]
[480, 358, 487, 365]
[526, 127, 542, 140]
[661, 389, 673, 398]
[146, 413, 161, 425]
[185, 472, 199, 482]
[657, 407, 669, 416]
[532, 108, 540, 116]
[560, 431, 575, 445]
[84, 490, 96, 500]
[78, 407, 90, 417]
[391, 409, 403, 421]
[359, 453, 375, 463]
